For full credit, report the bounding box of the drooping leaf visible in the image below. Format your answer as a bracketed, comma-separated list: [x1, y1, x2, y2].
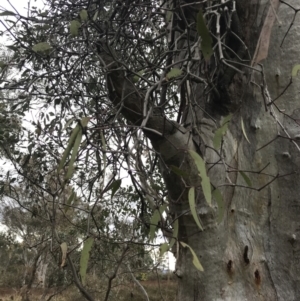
[32, 42, 51, 53]
[110, 179, 122, 198]
[92, 11, 98, 21]
[188, 150, 211, 206]
[65, 128, 83, 180]
[35, 121, 42, 136]
[166, 68, 182, 80]
[100, 131, 107, 171]
[241, 117, 250, 144]
[64, 191, 75, 213]
[79, 9, 88, 21]
[0, 11, 16, 16]
[169, 165, 187, 177]
[64, 118, 76, 129]
[60, 242, 68, 267]
[70, 20, 80, 36]
[0, 61, 6, 69]
[292, 64, 300, 77]
[212, 188, 224, 224]
[169, 219, 179, 249]
[166, 11, 173, 23]
[159, 242, 169, 257]
[80, 116, 91, 128]
[133, 70, 144, 83]
[180, 242, 204, 271]
[196, 10, 213, 61]
[149, 204, 168, 241]
[213, 127, 224, 150]
[213, 114, 232, 149]
[58, 124, 80, 172]
[188, 187, 203, 231]
[239, 171, 252, 187]
[80, 237, 94, 285]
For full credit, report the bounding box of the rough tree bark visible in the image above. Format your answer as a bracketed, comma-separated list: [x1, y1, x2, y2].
[99, 0, 300, 300]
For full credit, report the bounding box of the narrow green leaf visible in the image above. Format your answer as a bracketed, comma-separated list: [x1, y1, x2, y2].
[188, 150, 211, 206]
[60, 242, 68, 267]
[133, 70, 144, 83]
[65, 128, 83, 180]
[166, 68, 182, 80]
[79, 9, 88, 21]
[196, 10, 213, 61]
[100, 131, 107, 171]
[80, 237, 94, 285]
[213, 114, 232, 149]
[0, 11, 16, 16]
[241, 117, 250, 144]
[213, 127, 224, 150]
[32, 42, 51, 53]
[188, 187, 203, 231]
[149, 204, 168, 241]
[169, 219, 179, 249]
[222, 114, 232, 126]
[180, 242, 204, 271]
[0, 61, 6, 69]
[64, 191, 75, 214]
[292, 64, 300, 77]
[166, 11, 173, 23]
[169, 165, 187, 177]
[58, 125, 80, 172]
[212, 188, 224, 224]
[70, 20, 80, 36]
[239, 171, 252, 187]
[92, 11, 98, 21]
[64, 118, 76, 129]
[111, 179, 122, 198]
[159, 242, 169, 257]
[35, 121, 42, 136]
[80, 116, 91, 128]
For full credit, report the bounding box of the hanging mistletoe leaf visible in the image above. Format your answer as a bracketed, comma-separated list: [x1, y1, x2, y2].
[32, 42, 52, 53]
[70, 20, 81, 36]
[159, 242, 169, 257]
[196, 10, 213, 61]
[239, 171, 252, 187]
[64, 191, 75, 214]
[58, 125, 80, 172]
[292, 64, 300, 77]
[169, 219, 179, 249]
[79, 9, 88, 21]
[213, 114, 232, 150]
[169, 165, 188, 177]
[188, 187, 203, 231]
[110, 179, 122, 198]
[212, 188, 225, 224]
[166, 68, 182, 80]
[80, 237, 94, 285]
[180, 242, 204, 271]
[149, 204, 168, 241]
[133, 70, 144, 83]
[188, 150, 211, 206]
[0, 11, 16, 16]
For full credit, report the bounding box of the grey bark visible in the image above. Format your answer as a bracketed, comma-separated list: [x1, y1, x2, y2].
[100, 0, 300, 300]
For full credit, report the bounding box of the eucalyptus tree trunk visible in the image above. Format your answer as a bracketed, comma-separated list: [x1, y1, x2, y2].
[100, 0, 300, 300]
